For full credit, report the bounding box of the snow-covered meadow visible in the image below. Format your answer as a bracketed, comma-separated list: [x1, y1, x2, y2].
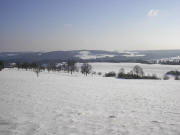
[0, 63, 180, 135]
[90, 62, 180, 78]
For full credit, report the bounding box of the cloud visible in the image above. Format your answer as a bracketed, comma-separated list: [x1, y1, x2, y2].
[64, 24, 72, 28]
[147, 9, 159, 17]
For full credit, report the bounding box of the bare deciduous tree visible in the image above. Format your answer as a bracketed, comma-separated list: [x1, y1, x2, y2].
[0, 61, 4, 71]
[47, 62, 56, 72]
[81, 63, 92, 76]
[67, 59, 77, 74]
[34, 67, 41, 77]
[119, 68, 125, 74]
[133, 65, 144, 77]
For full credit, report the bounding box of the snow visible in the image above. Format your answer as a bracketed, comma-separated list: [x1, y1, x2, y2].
[75, 51, 115, 59]
[0, 64, 180, 135]
[122, 52, 145, 57]
[6, 53, 18, 56]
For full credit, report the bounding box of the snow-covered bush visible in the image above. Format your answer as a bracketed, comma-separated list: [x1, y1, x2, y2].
[163, 74, 170, 80]
[166, 71, 180, 76]
[98, 72, 102, 76]
[104, 71, 116, 77]
[174, 75, 180, 80]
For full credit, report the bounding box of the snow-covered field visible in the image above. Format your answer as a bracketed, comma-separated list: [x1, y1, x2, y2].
[0, 63, 180, 135]
[90, 62, 180, 78]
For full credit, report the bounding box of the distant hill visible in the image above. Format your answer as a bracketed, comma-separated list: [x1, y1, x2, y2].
[0, 50, 180, 64]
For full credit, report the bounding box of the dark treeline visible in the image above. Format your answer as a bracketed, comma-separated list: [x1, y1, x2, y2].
[166, 71, 180, 76]
[158, 60, 180, 65]
[1, 59, 179, 80]
[16, 62, 45, 71]
[0, 61, 4, 71]
[15, 62, 45, 77]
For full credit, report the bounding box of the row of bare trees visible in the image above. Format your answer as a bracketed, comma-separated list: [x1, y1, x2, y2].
[46, 60, 92, 75]
[104, 65, 180, 80]
[14, 59, 92, 77]
[105, 65, 159, 79]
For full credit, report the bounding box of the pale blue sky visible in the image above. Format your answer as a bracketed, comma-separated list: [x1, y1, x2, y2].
[0, 0, 180, 52]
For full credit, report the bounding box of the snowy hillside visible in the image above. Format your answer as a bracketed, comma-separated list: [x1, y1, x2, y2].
[0, 66, 180, 135]
[75, 51, 115, 59]
[122, 51, 145, 57]
[1, 50, 180, 63]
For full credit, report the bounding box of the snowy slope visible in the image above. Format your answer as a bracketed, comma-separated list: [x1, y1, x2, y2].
[0, 68, 180, 135]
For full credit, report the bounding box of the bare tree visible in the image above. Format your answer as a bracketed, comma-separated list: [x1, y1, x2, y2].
[119, 68, 125, 74]
[0, 61, 4, 71]
[47, 62, 56, 72]
[34, 67, 41, 77]
[133, 65, 144, 77]
[81, 63, 92, 76]
[67, 59, 77, 74]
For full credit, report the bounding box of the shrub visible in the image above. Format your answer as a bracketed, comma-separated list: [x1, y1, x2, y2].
[117, 72, 126, 78]
[175, 75, 180, 80]
[142, 74, 159, 80]
[166, 71, 180, 76]
[117, 72, 159, 80]
[98, 72, 102, 75]
[104, 71, 116, 77]
[163, 74, 170, 80]
[92, 71, 96, 75]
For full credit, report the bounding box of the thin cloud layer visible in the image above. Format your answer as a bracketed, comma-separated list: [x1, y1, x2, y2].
[1, 0, 180, 51]
[147, 9, 159, 17]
